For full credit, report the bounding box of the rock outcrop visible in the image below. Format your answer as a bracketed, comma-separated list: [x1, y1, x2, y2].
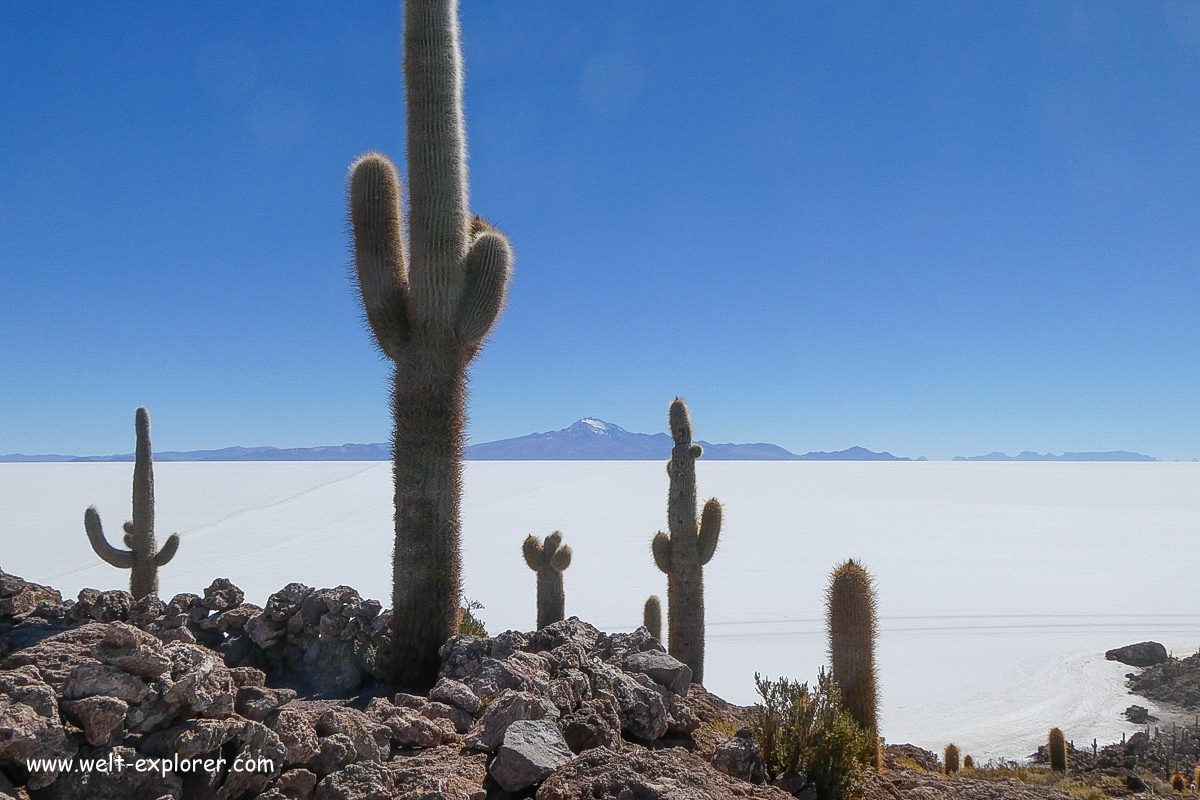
[1105, 641, 1168, 668]
[0, 568, 770, 799]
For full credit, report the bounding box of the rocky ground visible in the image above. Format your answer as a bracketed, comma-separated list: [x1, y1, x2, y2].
[0, 569, 1192, 799]
[1125, 652, 1200, 714]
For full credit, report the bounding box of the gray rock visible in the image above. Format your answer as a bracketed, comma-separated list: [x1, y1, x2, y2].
[1106, 641, 1169, 667]
[163, 641, 236, 717]
[464, 689, 554, 752]
[314, 760, 393, 800]
[307, 732, 358, 777]
[772, 770, 812, 797]
[269, 706, 321, 767]
[62, 695, 129, 746]
[140, 717, 246, 759]
[246, 611, 286, 647]
[63, 661, 153, 703]
[489, 718, 573, 792]
[316, 706, 391, 763]
[92, 621, 172, 678]
[202, 577, 245, 611]
[0, 665, 59, 718]
[0, 573, 61, 618]
[371, 705, 456, 748]
[80, 589, 134, 623]
[711, 735, 768, 783]
[0, 669, 73, 788]
[216, 719, 287, 800]
[418, 700, 472, 734]
[428, 676, 481, 714]
[127, 594, 166, 627]
[588, 662, 669, 741]
[1, 623, 109, 689]
[623, 649, 693, 695]
[32, 744, 184, 800]
[237, 685, 294, 722]
[229, 665, 268, 687]
[560, 697, 622, 754]
[259, 768, 318, 800]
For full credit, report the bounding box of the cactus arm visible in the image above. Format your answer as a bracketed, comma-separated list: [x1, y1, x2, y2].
[349, 153, 411, 360]
[404, 0, 469, 328]
[154, 533, 180, 567]
[697, 498, 722, 565]
[84, 507, 135, 569]
[651, 531, 672, 573]
[456, 221, 512, 344]
[549, 544, 572, 572]
[123, 521, 135, 550]
[522, 534, 543, 570]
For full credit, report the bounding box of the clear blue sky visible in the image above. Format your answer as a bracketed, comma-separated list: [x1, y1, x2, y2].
[3, 2, 1198, 460]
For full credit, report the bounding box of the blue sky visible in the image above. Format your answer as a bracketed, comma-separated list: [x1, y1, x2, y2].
[3, 2, 1199, 460]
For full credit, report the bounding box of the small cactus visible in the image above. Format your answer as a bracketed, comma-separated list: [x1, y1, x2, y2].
[83, 407, 179, 599]
[1172, 773, 1186, 793]
[944, 744, 960, 775]
[651, 397, 721, 684]
[827, 558, 879, 741]
[963, 754, 974, 770]
[643, 595, 662, 641]
[522, 532, 571, 629]
[1048, 727, 1067, 772]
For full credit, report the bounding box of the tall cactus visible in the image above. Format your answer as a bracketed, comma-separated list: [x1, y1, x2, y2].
[827, 559, 879, 742]
[83, 407, 179, 599]
[348, 0, 512, 689]
[522, 532, 572, 629]
[643, 595, 662, 642]
[943, 744, 960, 775]
[1048, 727, 1067, 772]
[651, 397, 722, 684]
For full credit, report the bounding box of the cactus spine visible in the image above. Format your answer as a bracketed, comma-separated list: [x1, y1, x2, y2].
[651, 397, 722, 684]
[522, 532, 571, 629]
[1172, 773, 1186, 792]
[827, 558, 879, 742]
[643, 595, 662, 642]
[944, 744, 960, 775]
[348, 0, 513, 689]
[1048, 727, 1067, 772]
[83, 407, 179, 599]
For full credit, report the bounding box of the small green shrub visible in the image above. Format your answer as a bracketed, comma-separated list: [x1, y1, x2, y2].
[750, 667, 875, 800]
[460, 598, 488, 638]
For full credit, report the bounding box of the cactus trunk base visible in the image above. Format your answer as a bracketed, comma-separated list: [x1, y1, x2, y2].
[388, 343, 467, 690]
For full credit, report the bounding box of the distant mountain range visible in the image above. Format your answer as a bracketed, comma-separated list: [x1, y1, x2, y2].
[952, 450, 1156, 462]
[1, 419, 1161, 462]
[1, 418, 909, 462]
[463, 419, 909, 460]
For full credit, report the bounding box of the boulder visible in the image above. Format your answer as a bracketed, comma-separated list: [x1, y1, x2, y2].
[711, 734, 768, 783]
[622, 649, 693, 695]
[62, 695, 129, 746]
[464, 689, 554, 752]
[313, 761, 394, 800]
[1106, 641, 1169, 667]
[489, 719, 573, 792]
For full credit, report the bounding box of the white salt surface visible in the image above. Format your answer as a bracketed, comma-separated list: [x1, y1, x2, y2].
[2, 460, 1198, 762]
